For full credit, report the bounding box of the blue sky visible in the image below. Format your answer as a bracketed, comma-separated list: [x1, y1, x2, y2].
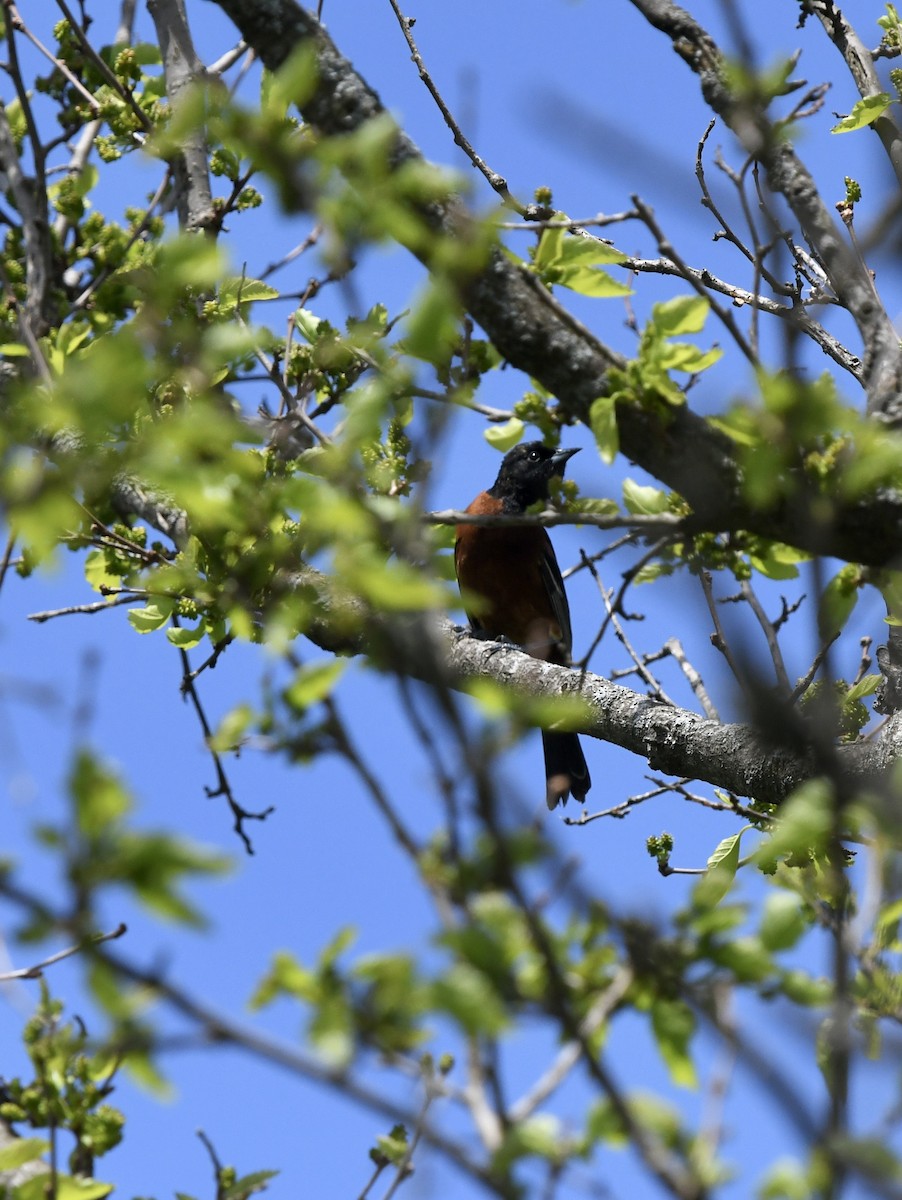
[2, 2, 901, 1198]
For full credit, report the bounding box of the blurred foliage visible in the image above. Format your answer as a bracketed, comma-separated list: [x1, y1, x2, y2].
[1, 7, 902, 1200]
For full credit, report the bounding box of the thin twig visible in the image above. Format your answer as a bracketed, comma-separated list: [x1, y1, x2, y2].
[496, 210, 640, 231]
[740, 579, 792, 694]
[508, 965, 634, 1121]
[28, 595, 136, 622]
[6, 4, 100, 113]
[585, 557, 677, 706]
[633, 193, 757, 366]
[177, 623, 274, 854]
[663, 637, 719, 720]
[699, 570, 749, 695]
[0, 923, 127, 981]
[576, 535, 675, 672]
[0, 532, 16, 597]
[53, 0, 152, 131]
[385, 0, 523, 210]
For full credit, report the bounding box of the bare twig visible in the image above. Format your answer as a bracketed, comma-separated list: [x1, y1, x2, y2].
[584, 557, 677, 706]
[740, 579, 792, 694]
[632, 194, 757, 366]
[663, 637, 719, 720]
[575, 535, 676, 672]
[496, 210, 640, 231]
[28, 595, 136, 622]
[0, 533, 16, 597]
[508, 965, 634, 1122]
[699, 570, 749, 696]
[0, 923, 127, 981]
[385, 0, 523, 211]
[176, 623, 274, 854]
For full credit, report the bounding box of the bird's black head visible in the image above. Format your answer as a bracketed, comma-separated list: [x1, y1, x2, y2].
[489, 442, 580, 513]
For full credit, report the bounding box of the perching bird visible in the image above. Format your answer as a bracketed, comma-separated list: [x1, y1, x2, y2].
[454, 442, 591, 808]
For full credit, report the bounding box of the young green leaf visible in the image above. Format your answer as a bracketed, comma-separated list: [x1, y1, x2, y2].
[622, 478, 670, 515]
[832, 93, 893, 133]
[484, 418, 525, 451]
[589, 395, 619, 463]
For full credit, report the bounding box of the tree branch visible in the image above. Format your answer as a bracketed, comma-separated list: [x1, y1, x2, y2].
[626, 0, 902, 417]
[281, 561, 902, 807]
[208, 0, 902, 569]
[148, 0, 217, 231]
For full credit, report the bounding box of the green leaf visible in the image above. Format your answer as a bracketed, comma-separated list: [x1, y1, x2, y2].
[555, 235, 626, 268]
[819, 564, 861, 637]
[651, 295, 710, 337]
[495, 1114, 565, 1169]
[284, 659, 348, 711]
[651, 998, 698, 1088]
[403, 278, 460, 364]
[166, 623, 206, 649]
[831, 92, 893, 133]
[250, 950, 316, 1008]
[127, 600, 175, 633]
[750, 543, 806, 581]
[758, 1157, 812, 1199]
[658, 342, 722, 374]
[84, 549, 123, 593]
[622, 478, 670, 515]
[692, 828, 746, 908]
[555, 266, 632, 298]
[222, 1170, 279, 1200]
[573, 496, 620, 517]
[431, 963, 508, 1035]
[209, 703, 255, 753]
[484, 418, 525, 451]
[845, 673, 880, 703]
[131, 42, 163, 65]
[759, 891, 808, 951]
[372, 1125, 410, 1167]
[755, 779, 834, 871]
[585, 1098, 628, 1147]
[69, 749, 131, 834]
[70, 163, 99, 198]
[217, 277, 280, 313]
[531, 219, 566, 271]
[532, 219, 630, 296]
[711, 935, 774, 982]
[0, 1137, 50, 1171]
[779, 969, 832, 1006]
[589, 395, 619, 463]
[121, 832, 231, 926]
[533, 221, 626, 271]
[261, 41, 318, 115]
[16, 1177, 112, 1200]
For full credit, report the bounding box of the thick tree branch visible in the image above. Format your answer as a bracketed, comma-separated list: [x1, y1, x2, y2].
[283, 562, 902, 808]
[209, 0, 902, 569]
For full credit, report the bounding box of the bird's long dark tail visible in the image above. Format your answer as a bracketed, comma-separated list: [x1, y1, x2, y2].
[542, 731, 591, 809]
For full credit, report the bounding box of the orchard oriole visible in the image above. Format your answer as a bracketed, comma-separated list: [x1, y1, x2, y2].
[454, 441, 591, 808]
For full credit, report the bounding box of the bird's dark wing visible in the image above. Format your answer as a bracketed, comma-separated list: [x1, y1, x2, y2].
[538, 530, 572, 659]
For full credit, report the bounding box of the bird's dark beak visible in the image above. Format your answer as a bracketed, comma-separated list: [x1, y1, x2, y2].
[551, 447, 580, 472]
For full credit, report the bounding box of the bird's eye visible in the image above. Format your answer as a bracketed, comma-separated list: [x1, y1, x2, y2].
[528, 448, 540, 461]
